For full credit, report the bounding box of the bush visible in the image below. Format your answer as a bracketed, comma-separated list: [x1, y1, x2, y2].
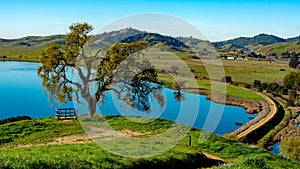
[245, 84, 251, 89]
[221, 76, 232, 83]
[253, 80, 261, 88]
[0, 116, 31, 125]
[266, 82, 280, 93]
[283, 72, 300, 90]
[243, 156, 269, 169]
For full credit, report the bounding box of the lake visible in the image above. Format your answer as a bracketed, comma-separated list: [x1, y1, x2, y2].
[0, 61, 257, 135]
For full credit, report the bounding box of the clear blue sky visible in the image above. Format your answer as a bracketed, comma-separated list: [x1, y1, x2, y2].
[0, 0, 299, 41]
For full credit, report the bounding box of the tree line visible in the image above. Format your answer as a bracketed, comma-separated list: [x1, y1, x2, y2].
[253, 72, 300, 106]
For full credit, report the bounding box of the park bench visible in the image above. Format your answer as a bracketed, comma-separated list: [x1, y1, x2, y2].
[55, 108, 78, 120]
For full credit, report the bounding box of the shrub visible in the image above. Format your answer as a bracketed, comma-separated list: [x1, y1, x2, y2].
[221, 76, 232, 83]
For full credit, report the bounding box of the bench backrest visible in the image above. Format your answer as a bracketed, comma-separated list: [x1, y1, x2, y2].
[55, 108, 77, 117]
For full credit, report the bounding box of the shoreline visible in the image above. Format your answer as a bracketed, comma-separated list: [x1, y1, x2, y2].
[182, 88, 265, 115]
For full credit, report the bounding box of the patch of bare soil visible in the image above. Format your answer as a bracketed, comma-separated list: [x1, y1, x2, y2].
[203, 152, 225, 163]
[3, 127, 161, 150]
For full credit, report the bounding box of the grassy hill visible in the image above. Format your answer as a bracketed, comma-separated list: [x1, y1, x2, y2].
[0, 117, 299, 168]
[1, 30, 300, 60]
[256, 41, 300, 56]
[0, 28, 145, 60]
[0, 35, 65, 60]
[213, 34, 287, 50]
[0, 28, 201, 60]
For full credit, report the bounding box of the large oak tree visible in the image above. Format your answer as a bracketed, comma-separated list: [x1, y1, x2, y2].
[37, 23, 162, 116]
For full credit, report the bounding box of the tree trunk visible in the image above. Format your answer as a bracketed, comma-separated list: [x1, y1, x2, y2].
[83, 95, 97, 116]
[88, 100, 96, 116]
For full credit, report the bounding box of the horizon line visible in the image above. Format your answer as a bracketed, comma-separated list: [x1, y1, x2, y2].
[0, 30, 299, 43]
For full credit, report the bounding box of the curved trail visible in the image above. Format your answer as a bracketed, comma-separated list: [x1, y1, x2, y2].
[236, 92, 277, 139]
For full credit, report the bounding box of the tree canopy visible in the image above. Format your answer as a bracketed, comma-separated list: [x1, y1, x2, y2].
[37, 23, 162, 116]
[283, 72, 300, 90]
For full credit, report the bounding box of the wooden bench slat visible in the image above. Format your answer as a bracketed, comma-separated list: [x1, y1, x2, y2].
[55, 108, 77, 120]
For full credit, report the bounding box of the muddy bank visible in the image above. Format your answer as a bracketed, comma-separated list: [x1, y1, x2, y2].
[181, 88, 264, 114]
[206, 94, 265, 114]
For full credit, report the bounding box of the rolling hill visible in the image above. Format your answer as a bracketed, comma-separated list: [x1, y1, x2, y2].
[212, 33, 300, 53]
[213, 34, 287, 50]
[0, 28, 212, 60]
[256, 41, 300, 56]
[1, 29, 300, 59]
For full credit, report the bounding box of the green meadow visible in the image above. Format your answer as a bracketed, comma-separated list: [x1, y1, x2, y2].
[0, 117, 299, 168]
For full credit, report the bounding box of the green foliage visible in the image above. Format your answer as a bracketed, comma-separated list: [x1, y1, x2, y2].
[289, 55, 299, 68]
[280, 136, 300, 161]
[266, 82, 280, 93]
[221, 76, 232, 83]
[283, 72, 300, 90]
[253, 80, 261, 88]
[37, 23, 160, 116]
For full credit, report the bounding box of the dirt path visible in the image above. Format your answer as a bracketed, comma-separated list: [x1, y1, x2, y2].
[203, 152, 225, 163]
[236, 92, 277, 139]
[1, 134, 93, 149]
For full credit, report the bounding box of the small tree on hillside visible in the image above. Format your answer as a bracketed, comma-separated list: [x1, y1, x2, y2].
[289, 55, 299, 69]
[221, 76, 232, 83]
[37, 23, 162, 116]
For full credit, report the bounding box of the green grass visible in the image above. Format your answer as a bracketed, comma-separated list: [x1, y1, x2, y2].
[0, 143, 214, 169]
[0, 47, 41, 59]
[1, 117, 300, 168]
[187, 60, 294, 85]
[158, 73, 263, 100]
[0, 117, 84, 147]
[256, 41, 300, 56]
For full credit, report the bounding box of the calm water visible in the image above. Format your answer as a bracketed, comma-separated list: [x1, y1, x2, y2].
[0, 61, 256, 135]
[271, 142, 280, 154]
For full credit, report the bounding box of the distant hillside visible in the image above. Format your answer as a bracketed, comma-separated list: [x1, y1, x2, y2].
[176, 37, 215, 52]
[0, 28, 210, 60]
[0, 28, 145, 58]
[286, 35, 300, 42]
[1, 30, 300, 59]
[213, 34, 287, 51]
[0, 35, 65, 47]
[91, 28, 145, 48]
[0, 35, 65, 59]
[256, 41, 300, 56]
[121, 33, 189, 51]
